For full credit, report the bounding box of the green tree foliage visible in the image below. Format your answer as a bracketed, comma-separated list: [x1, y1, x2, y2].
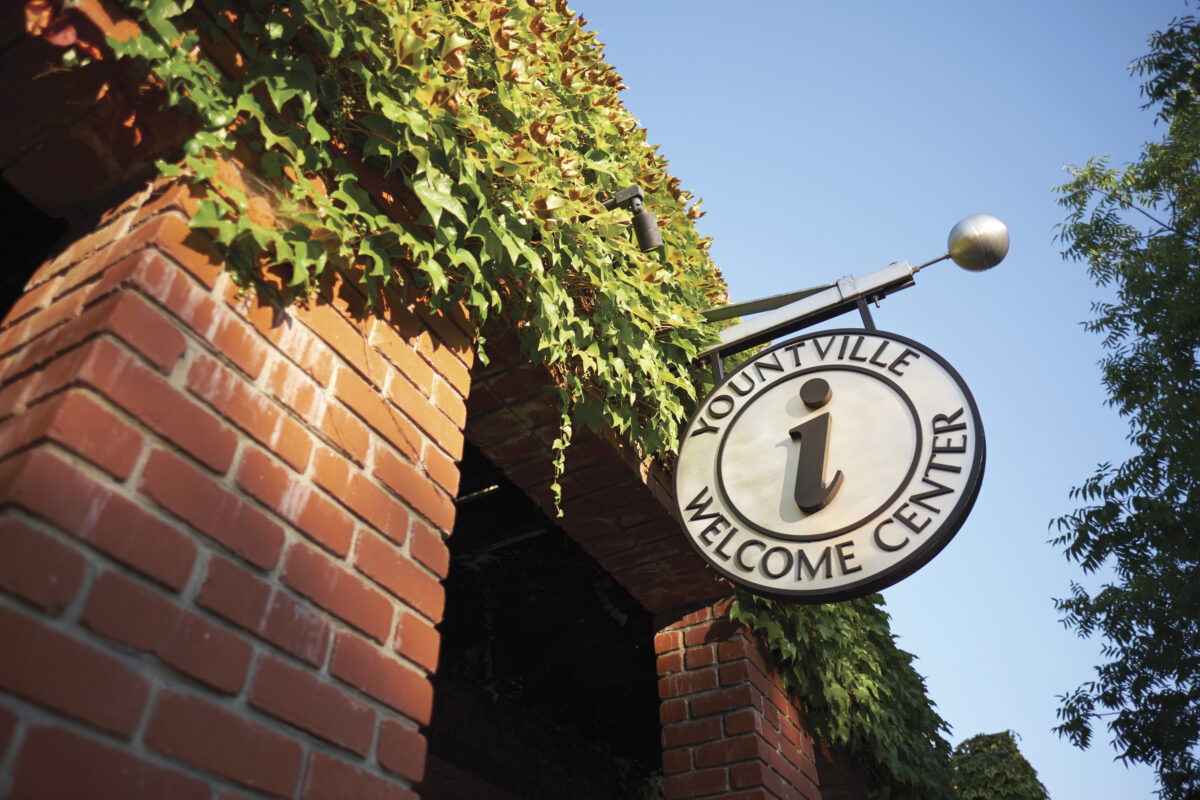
[951, 731, 1048, 800]
[730, 592, 956, 799]
[105, 0, 726, 495]
[1053, 14, 1200, 798]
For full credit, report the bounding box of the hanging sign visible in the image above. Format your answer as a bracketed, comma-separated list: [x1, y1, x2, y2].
[674, 329, 984, 602]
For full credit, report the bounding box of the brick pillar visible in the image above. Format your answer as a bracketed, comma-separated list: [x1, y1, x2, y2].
[0, 181, 472, 798]
[657, 598, 821, 800]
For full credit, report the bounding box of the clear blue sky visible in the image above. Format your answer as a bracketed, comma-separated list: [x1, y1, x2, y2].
[574, 1, 1186, 797]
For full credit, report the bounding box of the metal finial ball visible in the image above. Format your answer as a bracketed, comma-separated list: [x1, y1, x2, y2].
[948, 214, 1009, 271]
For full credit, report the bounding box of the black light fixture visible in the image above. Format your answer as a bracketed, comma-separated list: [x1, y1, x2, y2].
[602, 185, 663, 251]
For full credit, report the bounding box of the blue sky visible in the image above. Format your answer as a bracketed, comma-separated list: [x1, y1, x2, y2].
[574, 1, 1187, 796]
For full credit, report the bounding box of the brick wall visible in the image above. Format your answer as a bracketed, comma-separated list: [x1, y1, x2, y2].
[0, 179, 472, 799]
[656, 599, 821, 800]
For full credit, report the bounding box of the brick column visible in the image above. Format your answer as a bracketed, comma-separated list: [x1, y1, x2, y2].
[0, 180, 472, 798]
[656, 598, 821, 800]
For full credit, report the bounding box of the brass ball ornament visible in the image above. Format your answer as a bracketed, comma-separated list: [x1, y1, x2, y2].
[947, 214, 1009, 271]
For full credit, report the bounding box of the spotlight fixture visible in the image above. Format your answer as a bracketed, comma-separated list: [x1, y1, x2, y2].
[602, 185, 664, 251]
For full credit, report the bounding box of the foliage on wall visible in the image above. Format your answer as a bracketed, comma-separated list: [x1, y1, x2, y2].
[103, 0, 726, 499]
[950, 731, 1048, 800]
[730, 591, 957, 799]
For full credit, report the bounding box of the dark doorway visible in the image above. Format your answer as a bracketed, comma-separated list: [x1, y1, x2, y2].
[421, 442, 663, 800]
[0, 176, 68, 323]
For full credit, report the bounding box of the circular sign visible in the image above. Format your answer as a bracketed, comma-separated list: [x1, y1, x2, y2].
[674, 329, 985, 602]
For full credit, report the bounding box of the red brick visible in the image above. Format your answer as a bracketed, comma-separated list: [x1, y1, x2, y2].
[197, 556, 330, 667]
[283, 542, 393, 643]
[76, 288, 187, 373]
[730, 762, 771, 791]
[19, 286, 186, 376]
[657, 652, 684, 675]
[683, 621, 717, 647]
[421, 441, 460, 498]
[409, 518, 450, 577]
[296, 299, 390, 388]
[1, 449, 196, 590]
[0, 517, 86, 615]
[146, 691, 304, 798]
[250, 655, 375, 756]
[395, 611, 440, 672]
[227, 293, 335, 387]
[264, 357, 322, 421]
[4, 276, 59, 327]
[377, 720, 427, 783]
[319, 400, 370, 465]
[686, 645, 717, 670]
[188, 355, 313, 472]
[312, 446, 408, 543]
[373, 446, 455, 532]
[664, 768, 728, 799]
[695, 734, 768, 768]
[662, 717, 723, 748]
[87, 249, 267, 378]
[384, 371, 462, 456]
[137, 212, 225, 289]
[663, 747, 692, 775]
[0, 291, 86, 364]
[301, 751, 417, 800]
[0, 390, 143, 480]
[654, 630, 682, 654]
[660, 698, 688, 724]
[83, 571, 252, 694]
[659, 668, 719, 700]
[690, 685, 760, 719]
[431, 376, 466, 428]
[235, 446, 353, 556]
[330, 632, 433, 725]
[332, 367, 421, 461]
[353, 531, 444, 623]
[720, 661, 772, 696]
[141, 448, 285, 569]
[414, 300, 475, 365]
[718, 637, 763, 666]
[69, 337, 238, 472]
[0, 605, 148, 736]
[262, 588, 332, 667]
[724, 709, 760, 736]
[367, 317, 433, 395]
[13, 726, 209, 800]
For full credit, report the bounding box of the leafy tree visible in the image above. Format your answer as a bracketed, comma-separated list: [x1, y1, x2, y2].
[951, 731, 1048, 800]
[1053, 14, 1200, 798]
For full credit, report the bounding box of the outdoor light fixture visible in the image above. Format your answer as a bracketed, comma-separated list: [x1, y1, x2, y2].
[699, 214, 1009, 377]
[602, 185, 663, 251]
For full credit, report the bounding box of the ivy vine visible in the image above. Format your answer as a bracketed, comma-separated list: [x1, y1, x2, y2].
[103, 0, 726, 500]
[951, 730, 1048, 800]
[730, 591, 957, 799]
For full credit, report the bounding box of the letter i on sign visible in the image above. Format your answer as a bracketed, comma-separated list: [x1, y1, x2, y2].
[790, 378, 843, 513]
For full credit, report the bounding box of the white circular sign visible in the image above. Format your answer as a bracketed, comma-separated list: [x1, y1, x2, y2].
[674, 329, 985, 601]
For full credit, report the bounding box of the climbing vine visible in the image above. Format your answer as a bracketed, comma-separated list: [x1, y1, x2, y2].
[101, 0, 726, 498]
[950, 731, 1048, 800]
[730, 591, 957, 799]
